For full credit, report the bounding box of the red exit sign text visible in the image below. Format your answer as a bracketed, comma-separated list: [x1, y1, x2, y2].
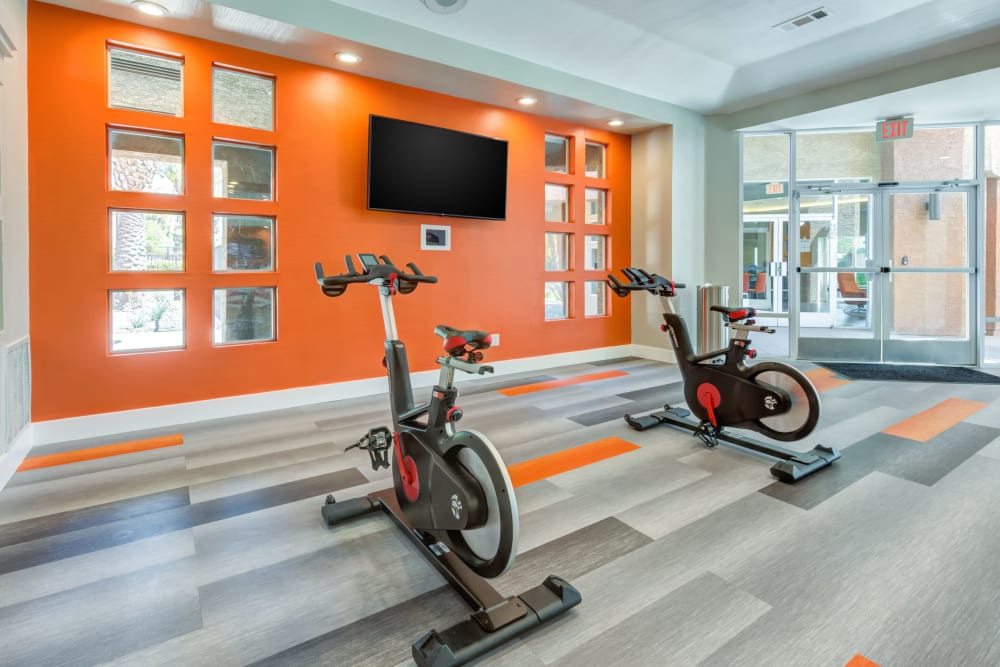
[876, 117, 914, 142]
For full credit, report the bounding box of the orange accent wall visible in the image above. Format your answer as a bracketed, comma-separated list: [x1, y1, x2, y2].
[27, 2, 631, 421]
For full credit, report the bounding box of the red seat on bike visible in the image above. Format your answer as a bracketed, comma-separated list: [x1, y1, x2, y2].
[434, 325, 493, 356]
[710, 306, 756, 323]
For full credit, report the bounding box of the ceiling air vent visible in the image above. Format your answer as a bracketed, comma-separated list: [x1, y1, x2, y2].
[774, 7, 831, 32]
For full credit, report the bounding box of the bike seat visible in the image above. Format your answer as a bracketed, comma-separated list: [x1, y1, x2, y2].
[710, 305, 757, 323]
[434, 325, 493, 356]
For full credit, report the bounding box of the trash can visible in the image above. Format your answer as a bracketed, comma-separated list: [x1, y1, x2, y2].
[697, 284, 729, 356]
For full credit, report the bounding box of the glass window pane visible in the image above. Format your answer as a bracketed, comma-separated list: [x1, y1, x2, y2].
[545, 232, 569, 271]
[585, 188, 606, 224]
[545, 183, 569, 222]
[584, 235, 606, 271]
[545, 134, 568, 173]
[584, 281, 606, 316]
[108, 47, 182, 116]
[110, 129, 183, 194]
[544, 281, 569, 320]
[986, 126, 1000, 327]
[213, 67, 274, 131]
[796, 130, 878, 183]
[883, 126, 975, 181]
[110, 289, 185, 353]
[743, 133, 790, 314]
[213, 215, 275, 271]
[985, 320, 1000, 364]
[743, 133, 789, 182]
[585, 142, 605, 178]
[213, 142, 274, 200]
[214, 287, 276, 344]
[110, 210, 184, 271]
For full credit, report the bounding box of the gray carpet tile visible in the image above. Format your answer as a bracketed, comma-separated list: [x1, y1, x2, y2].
[251, 517, 651, 667]
[0, 558, 204, 667]
[0, 468, 367, 575]
[5, 359, 1000, 666]
[0, 486, 191, 549]
[552, 572, 771, 667]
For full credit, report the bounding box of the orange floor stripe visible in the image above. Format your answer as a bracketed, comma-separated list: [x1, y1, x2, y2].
[882, 397, 986, 442]
[498, 370, 629, 397]
[507, 437, 640, 488]
[805, 367, 851, 393]
[845, 654, 880, 667]
[17, 434, 184, 472]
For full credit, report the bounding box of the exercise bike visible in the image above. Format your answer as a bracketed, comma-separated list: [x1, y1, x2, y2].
[315, 253, 580, 667]
[608, 267, 841, 483]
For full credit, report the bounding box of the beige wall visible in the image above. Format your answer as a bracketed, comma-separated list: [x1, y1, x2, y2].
[630, 116, 708, 354]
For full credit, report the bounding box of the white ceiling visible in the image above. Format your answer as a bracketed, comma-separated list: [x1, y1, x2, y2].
[39, 0, 1000, 132]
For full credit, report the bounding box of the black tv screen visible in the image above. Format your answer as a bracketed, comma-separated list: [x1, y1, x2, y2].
[367, 115, 508, 220]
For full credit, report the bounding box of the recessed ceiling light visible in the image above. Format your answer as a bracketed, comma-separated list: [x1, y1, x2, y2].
[334, 51, 362, 64]
[422, 0, 468, 14]
[516, 96, 537, 106]
[131, 0, 168, 16]
[608, 119, 625, 127]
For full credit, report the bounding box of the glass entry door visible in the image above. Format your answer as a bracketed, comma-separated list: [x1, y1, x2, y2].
[881, 189, 975, 364]
[795, 187, 976, 364]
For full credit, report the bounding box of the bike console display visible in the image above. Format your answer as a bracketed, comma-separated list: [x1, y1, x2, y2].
[358, 253, 380, 273]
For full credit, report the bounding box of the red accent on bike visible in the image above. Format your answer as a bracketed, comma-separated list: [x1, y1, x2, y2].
[729, 309, 749, 320]
[483, 334, 493, 344]
[747, 349, 757, 359]
[393, 431, 420, 501]
[697, 383, 722, 427]
[660, 324, 668, 332]
[444, 335, 466, 352]
[446, 406, 460, 421]
[388, 272, 398, 296]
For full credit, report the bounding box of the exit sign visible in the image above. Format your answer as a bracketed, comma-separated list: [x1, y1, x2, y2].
[876, 117, 914, 142]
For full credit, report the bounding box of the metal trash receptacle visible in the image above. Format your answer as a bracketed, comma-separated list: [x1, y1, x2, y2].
[697, 284, 729, 356]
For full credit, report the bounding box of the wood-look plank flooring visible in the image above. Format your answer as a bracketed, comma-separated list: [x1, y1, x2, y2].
[2, 358, 1000, 666]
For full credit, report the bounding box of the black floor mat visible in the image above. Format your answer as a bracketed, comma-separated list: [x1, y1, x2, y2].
[818, 362, 1000, 384]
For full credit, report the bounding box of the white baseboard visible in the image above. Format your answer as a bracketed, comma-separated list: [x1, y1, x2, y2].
[0, 424, 33, 492]
[32, 345, 638, 446]
[631, 344, 676, 364]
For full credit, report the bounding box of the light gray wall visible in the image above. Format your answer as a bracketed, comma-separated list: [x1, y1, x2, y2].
[703, 119, 741, 302]
[0, 0, 30, 482]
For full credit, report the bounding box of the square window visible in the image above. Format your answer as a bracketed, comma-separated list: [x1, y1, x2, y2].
[110, 129, 183, 194]
[110, 289, 185, 353]
[545, 232, 570, 271]
[545, 183, 570, 222]
[108, 47, 182, 116]
[110, 210, 184, 271]
[545, 134, 569, 173]
[544, 281, 570, 320]
[585, 142, 606, 178]
[584, 235, 607, 271]
[585, 188, 606, 224]
[213, 215, 275, 271]
[213, 66, 275, 131]
[213, 142, 274, 200]
[214, 287, 276, 344]
[585, 281, 607, 317]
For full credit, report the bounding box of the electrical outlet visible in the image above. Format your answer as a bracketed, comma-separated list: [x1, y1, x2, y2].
[491, 332, 500, 347]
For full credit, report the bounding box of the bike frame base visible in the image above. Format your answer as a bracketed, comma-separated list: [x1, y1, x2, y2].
[321, 488, 581, 667]
[625, 407, 841, 483]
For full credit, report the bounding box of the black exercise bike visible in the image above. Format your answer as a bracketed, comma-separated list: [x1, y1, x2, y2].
[608, 267, 840, 482]
[315, 253, 579, 666]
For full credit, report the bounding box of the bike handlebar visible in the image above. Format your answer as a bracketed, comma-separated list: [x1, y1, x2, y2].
[607, 267, 685, 297]
[315, 254, 438, 297]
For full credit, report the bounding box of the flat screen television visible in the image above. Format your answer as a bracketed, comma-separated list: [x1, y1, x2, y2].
[367, 115, 508, 220]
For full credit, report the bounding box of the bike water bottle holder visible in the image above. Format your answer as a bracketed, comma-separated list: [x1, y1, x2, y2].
[347, 426, 393, 470]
